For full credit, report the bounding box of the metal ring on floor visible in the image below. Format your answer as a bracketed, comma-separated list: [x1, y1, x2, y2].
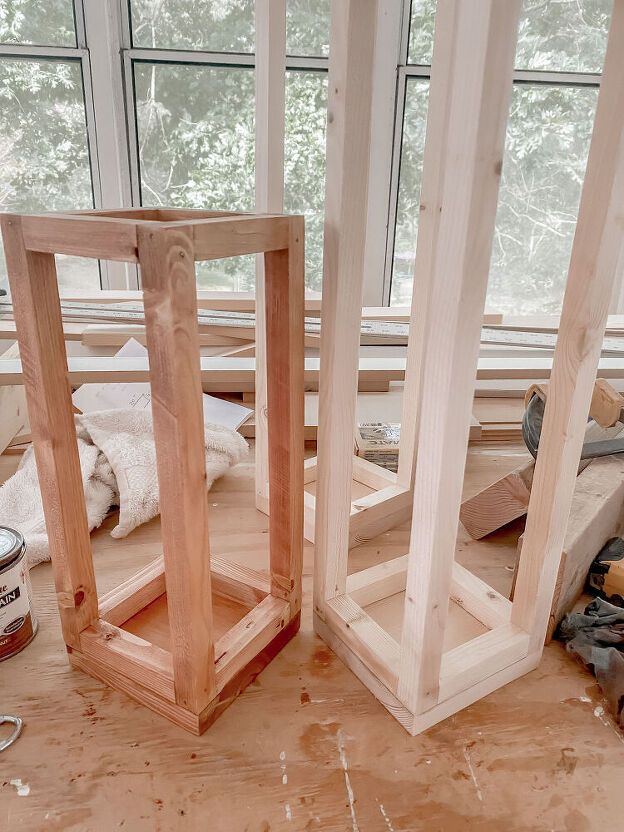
[0, 714, 23, 752]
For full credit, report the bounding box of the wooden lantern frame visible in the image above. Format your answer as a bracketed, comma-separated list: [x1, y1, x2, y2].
[1, 207, 304, 735]
[313, 0, 624, 735]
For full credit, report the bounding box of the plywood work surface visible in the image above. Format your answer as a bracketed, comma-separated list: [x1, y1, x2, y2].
[2, 445, 624, 832]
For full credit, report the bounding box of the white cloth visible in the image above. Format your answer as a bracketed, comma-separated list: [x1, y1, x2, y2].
[0, 409, 248, 567]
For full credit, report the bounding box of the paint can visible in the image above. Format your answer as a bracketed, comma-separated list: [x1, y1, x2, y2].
[0, 527, 37, 661]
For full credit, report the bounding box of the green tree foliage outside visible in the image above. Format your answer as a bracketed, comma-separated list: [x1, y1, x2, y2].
[395, 0, 611, 312]
[0, 0, 97, 289]
[132, 0, 329, 291]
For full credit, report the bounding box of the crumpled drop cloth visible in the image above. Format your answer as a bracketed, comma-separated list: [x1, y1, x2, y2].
[558, 597, 624, 727]
[0, 409, 248, 567]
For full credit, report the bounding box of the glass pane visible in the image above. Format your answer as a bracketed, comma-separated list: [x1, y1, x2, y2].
[410, 1, 611, 72]
[0, 0, 76, 47]
[134, 61, 255, 290]
[284, 70, 328, 291]
[129, 0, 254, 52]
[287, 0, 330, 57]
[488, 84, 597, 314]
[0, 58, 97, 291]
[390, 79, 429, 306]
[516, 0, 611, 73]
[390, 80, 598, 315]
[408, 0, 436, 65]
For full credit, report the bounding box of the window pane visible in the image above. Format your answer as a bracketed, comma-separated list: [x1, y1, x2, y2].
[284, 70, 327, 291]
[390, 79, 429, 306]
[390, 80, 597, 315]
[516, 0, 610, 72]
[410, 1, 611, 72]
[134, 62, 255, 289]
[129, 0, 254, 52]
[488, 84, 597, 314]
[0, 0, 76, 47]
[0, 58, 97, 291]
[408, 0, 436, 65]
[287, 0, 329, 57]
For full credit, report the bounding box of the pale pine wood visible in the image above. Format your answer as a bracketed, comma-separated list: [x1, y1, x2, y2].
[254, 0, 286, 515]
[325, 595, 400, 693]
[137, 224, 216, 713]
[1, 215, 99, 647]
[398, 0, 521, 715]
[396, 0, 456, 491]
[512, 0, 624, 650]
[314, 0, 378, 610]
[0, 355, 402, 391]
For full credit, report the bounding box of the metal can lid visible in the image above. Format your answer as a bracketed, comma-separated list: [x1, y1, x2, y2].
[0, 527, 25, 570]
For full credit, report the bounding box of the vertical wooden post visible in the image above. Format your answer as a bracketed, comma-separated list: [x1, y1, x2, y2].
[265, 218, 305, 614]
[397, 0, 520, 714]
[254, 0, 286, 512]
[314, 0, 378, 611]
[1, 216, 98, 647]
[512, 0, 624, 650]
[137, 225, 216, 713]
[396, 0, 457, 490]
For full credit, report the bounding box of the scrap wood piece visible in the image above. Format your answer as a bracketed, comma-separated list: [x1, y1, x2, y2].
[461, 419, 622, 539]
[513, 451, 624, 642]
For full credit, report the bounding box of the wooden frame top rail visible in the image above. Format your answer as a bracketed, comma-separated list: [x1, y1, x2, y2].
[0, 210, 296, 263]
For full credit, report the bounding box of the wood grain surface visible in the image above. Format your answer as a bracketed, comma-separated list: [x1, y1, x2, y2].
[1, 446, 623, 831]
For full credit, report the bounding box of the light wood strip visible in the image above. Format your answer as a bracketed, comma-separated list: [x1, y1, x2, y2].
[325, 595, 400, 693]
[254, 0, 286, 514]
[512, 1, 624, 650]
[398, 0, 521, 715]
[437, 624, 530, 704]
[314, 0, 378, 609]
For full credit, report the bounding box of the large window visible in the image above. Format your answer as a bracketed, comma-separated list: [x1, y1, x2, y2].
[0, 0, 616, 311]
[388, 0, 611, 313]
[0, 0, 98, 291]
[125, 0, 329, 291]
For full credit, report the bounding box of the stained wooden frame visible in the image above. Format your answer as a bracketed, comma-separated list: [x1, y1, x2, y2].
[314, 0, 624, 735]
[1, 207, 304, 735]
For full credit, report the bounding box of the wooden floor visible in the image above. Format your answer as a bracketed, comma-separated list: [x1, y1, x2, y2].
[1, 443, 624, 832]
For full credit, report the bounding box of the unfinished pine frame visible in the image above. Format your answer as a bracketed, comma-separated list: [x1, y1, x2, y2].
[314, 0, 624, 734]
[1, 207, 304, 735]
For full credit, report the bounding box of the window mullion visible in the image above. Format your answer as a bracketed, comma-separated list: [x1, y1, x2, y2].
[82, 0, 135, 288]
